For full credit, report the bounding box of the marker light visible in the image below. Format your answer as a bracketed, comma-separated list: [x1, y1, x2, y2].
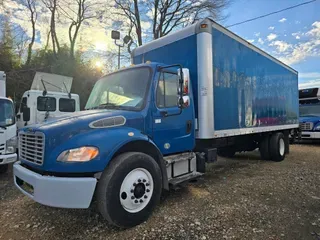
[57, 147, 99, 162]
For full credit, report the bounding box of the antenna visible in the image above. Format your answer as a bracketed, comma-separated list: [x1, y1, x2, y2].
[63, 82, 71, 98]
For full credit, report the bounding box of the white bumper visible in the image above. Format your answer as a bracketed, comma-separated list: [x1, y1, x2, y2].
[0, 153, 17, 165]
[13, 162, 97, 209]
[301, 131, 320, 139]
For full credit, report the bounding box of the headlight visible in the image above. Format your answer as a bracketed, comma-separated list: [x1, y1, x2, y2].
[57, 147, 99, 162]
[314, 124, 320, 131]
[6, 136, 17, 154]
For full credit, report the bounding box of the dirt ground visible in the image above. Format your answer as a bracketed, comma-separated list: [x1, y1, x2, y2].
[1, 143, 320, 240]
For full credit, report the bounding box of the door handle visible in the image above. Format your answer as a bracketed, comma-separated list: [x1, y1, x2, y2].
[186, 120, 192, 133]
[160, 111, 168, 117]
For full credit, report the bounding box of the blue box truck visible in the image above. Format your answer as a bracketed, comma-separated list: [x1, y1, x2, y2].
[298, 86, 320, 139]
[13, 18, 299, 228]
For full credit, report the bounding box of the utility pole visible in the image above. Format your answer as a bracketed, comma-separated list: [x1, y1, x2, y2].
[111, 30, 132, 69]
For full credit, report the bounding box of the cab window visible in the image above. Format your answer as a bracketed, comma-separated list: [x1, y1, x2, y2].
[59, 98, 76, 112]
[156, 72, 178, 108]
[37, 97, 56, 111]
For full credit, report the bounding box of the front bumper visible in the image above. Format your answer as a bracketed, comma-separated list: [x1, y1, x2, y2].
[13, 162, 97, 208]
[0, 153, 17, 165]
[300, 131, 320, 139]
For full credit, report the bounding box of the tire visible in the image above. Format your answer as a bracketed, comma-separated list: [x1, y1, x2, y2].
[0, 164, 8, 174]
[96, 152, 162, 228]
[259, 135, 271, 160]
[269, 132, 286, 162]
[217, 147, 236, 158]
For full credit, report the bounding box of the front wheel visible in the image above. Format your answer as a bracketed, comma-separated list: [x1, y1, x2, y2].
[97, 152, 162, 228]
[0, 165, 8, 174]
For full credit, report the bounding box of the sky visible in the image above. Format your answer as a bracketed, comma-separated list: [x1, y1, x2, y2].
[222, 0, 320, 85]
[2, 0, 320, 86]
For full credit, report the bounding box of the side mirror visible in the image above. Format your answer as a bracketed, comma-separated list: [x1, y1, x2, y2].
[23, 107, 30, 122]
[182, 68, 190, 95]
[177, 68, 190, 108]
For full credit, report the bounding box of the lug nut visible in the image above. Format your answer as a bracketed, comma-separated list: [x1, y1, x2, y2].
[131, 196, 135, 200]
[144, 195, 147, 199]
[135, 200, 138, 203]
[130, 189, 134, 193]
[133, 183, 136, 187]
[140, 199, 143, 203]
[138, 179, 141, 183]
[143, 179, 146, 183]
[146, 183, 150, 186]
[146, 189, 150, 193]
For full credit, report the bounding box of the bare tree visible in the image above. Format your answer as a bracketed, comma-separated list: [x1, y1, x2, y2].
[42, 0, 60, 57]
[114, 0, 229, 48]
[25, 0, 37, 65]
[58, 0, 103, 59]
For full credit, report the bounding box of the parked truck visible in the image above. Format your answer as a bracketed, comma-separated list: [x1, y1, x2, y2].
[0, 71, 17, 173]
[13, 19, 299, 228]
[16, 72, 80, 130]
[298, 85, 320, 139]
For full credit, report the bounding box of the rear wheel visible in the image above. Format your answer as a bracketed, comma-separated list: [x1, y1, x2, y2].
[259, 135, 271, 160]
[269, 132, 286, 162]
[97, 152, 162, 228]
[0, 165, 8, 174]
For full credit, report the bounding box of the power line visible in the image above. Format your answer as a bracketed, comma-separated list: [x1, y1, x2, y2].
[226, 0, 317, 28]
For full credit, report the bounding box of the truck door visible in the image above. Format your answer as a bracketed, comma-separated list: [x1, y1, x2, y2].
[152, 69, 195, 154]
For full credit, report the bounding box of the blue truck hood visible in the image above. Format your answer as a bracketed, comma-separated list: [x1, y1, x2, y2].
[21, 109, 145, 139]
[299, 116, 320, 124]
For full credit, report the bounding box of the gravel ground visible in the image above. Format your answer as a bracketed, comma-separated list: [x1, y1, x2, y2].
[1, 143, 320, 240]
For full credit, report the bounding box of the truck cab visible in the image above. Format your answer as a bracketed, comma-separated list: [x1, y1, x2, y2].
[0, 71, 17, 174]
[299, 87, 320, 139]
[16, 90, 80, 130]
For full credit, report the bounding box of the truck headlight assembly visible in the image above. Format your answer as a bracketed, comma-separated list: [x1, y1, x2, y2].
[314, 124, 320, 131]
[6, 136, 17, 154]
[57, 147, 99, 162]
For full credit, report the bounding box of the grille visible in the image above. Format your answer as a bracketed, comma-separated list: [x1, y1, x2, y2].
[0, 143, 4, 155]
[300, 122, 314, 131]
[19, 132, 45, 165]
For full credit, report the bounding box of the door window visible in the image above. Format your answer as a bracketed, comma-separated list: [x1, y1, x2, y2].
[59, 98, 76, 112]
[37, 97, 56, 111]
[19, 97, 27, 113]
[156, 72, 178, 108]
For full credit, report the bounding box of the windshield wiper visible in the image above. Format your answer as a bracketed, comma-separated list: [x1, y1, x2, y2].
[89, 103, 118, 110]
[0, 126, 7, 130]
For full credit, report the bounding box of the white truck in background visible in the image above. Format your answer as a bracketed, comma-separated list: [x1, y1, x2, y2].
[0, 71, 17, 174]
[16, 72, 80, 130]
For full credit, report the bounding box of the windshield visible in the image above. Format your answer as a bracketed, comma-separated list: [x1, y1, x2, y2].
[85, 67, 151, 110]
[0, 99, 15, 127]
[299, 104, 320, 117]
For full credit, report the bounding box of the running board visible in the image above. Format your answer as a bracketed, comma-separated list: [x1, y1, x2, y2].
[168, 172, 203, 186]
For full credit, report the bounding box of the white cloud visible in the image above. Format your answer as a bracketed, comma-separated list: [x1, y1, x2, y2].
[295, 21, 301, 24]
[299, 72, 320, 79]
[279, 18, 287, 23]
[269, 40, 292, 52]
[296, 36, 300, 40]
[258, 38, 264, 45]
[267, 33, 277, 41]
[254, 32, 260, 37]
[268, 26, 275, 30]
[299, 80, 320, 89]
[277, 21, 320, 65]
[247, 39, 255, 43]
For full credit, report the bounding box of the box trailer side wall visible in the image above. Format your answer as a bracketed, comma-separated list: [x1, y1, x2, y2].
[211, 27, 299, 138]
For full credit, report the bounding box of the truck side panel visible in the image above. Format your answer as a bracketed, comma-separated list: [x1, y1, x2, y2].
[212, 27, 299, 132]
